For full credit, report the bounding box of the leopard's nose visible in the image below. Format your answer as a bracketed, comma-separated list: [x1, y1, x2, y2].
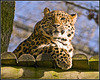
[52, 24, 60, 28]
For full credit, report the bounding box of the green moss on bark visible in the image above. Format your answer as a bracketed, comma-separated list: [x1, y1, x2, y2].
[1, 1, 15, 53]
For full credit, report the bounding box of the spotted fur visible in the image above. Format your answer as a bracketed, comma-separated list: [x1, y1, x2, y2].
[13, 8, 77, 70]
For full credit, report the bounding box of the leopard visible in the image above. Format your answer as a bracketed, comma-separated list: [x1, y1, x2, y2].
[13, 8, 77, 70]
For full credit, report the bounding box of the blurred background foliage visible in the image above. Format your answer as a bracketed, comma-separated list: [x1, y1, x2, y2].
[8, 1, 99, 58]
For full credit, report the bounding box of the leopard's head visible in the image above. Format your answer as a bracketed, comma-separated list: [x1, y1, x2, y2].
[37, 8, 77, 41]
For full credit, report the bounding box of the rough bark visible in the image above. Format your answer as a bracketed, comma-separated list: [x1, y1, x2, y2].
[1, 1, 15, 53]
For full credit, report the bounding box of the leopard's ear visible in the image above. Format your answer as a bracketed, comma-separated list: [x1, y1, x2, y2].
[44, 7, 50, 16]
[70, 14, 77, 24]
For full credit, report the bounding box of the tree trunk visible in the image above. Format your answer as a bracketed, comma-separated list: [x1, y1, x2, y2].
[1, 1, 15, 53]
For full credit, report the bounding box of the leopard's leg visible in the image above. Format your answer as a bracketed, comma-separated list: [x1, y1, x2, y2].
[49, 46, 72, 70]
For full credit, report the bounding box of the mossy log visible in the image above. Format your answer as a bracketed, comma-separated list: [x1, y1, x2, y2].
[1, 66, 99, 79]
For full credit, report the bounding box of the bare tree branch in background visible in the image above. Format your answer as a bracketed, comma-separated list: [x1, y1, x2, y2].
[14, 21, 34, 32]
[65, 1, 99, 25]
[65, 1, 99, 12]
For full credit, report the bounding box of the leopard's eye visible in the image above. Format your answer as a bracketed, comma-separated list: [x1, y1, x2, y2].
[61, 17, 66, 20]
[48, 17, 52, 20]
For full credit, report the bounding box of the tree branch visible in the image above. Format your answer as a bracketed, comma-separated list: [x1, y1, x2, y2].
[13, 21, 34, 32]
[65, 1, 99, 13]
